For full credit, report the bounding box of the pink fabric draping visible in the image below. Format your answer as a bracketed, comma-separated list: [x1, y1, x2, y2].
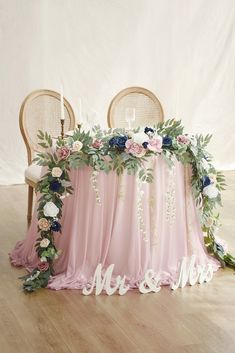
[9, 156, 219, 290]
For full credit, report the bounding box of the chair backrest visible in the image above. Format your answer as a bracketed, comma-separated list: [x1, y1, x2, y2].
[107, 87, 164, 128]
[19, 89, 76, 164]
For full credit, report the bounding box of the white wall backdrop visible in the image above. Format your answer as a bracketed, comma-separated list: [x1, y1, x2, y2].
[0, 0, 235, 185]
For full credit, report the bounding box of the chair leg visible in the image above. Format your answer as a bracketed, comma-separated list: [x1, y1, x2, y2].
[27, 185, 34, 226]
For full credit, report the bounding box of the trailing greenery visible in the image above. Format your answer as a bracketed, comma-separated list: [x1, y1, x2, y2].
[20, 119, 235, 292]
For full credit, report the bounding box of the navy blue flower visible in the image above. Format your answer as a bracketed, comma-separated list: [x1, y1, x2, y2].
[162, 136, 172, 146]
[144, 127, 155, 135]
[50, 180, 61, 192]
[142, 142, 149, 149]
[51, 221, 61, 232]
[202, 176, 211, 188]
[109, 136, 128, 151]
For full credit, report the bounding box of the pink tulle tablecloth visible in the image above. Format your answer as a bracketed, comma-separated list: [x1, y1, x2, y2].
[10, 156, 219, 289]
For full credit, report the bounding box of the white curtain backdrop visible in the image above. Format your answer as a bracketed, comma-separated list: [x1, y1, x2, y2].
[0, 0, 235, 185]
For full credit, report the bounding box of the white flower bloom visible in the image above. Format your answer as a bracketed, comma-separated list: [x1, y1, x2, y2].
[132, 132, 149, 145]
[203, 184, 219, 199]
[61, 180, 71, 187]
[60, 193, 70, 200]
[40, 256, 47, 262]
[92, 171, 99, 177]
[72, 140, 83, 152]
[51, 167, 63, 178]
[43, 201, 59, 218]
[40, 238, 50, 248]
[201, 158, 210, 172]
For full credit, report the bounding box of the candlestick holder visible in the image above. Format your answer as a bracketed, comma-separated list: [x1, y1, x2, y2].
[60, 119, 65, 139]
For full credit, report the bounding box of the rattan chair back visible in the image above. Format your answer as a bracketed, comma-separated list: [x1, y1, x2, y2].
[19, 89, 75, 164]
[107, 87, 164, 128]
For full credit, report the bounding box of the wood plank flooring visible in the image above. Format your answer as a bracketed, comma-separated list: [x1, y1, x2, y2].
[0, 171, 234, 353]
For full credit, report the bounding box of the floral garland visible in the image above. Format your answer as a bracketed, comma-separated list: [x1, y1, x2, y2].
[21, 120, 235, 292]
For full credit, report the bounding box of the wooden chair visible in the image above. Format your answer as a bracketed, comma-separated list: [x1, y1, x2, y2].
[19, 89, 76, 225]
[107, 87, 164, 128]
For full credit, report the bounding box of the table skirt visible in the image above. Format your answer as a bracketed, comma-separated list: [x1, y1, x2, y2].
[10, 157, 219, 290]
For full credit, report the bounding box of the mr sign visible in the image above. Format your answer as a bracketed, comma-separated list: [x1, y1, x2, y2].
[82, 255, 214, 296]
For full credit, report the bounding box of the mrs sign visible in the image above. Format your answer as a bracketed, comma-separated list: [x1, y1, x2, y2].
[82, 255, 214, 296]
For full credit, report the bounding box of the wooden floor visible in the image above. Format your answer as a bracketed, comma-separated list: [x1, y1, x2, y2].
[0, 171, 235, 353]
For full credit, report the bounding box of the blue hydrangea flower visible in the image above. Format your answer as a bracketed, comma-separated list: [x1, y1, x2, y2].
[142, 142, 149, 149]
[202, 176, 211, 188]
[109, 136, 128, 151]
[50, 180, 61, 192]
[51, 221, 61, 232]
[162, 136, 172, 146]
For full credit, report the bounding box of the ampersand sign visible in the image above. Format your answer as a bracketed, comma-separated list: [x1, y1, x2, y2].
[139, 269, 161, 294]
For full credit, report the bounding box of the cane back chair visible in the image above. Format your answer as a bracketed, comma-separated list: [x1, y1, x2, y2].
[107, 86, 164, 128]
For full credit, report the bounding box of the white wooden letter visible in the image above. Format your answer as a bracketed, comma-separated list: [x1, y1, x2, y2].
[171, 255, 197, 290]
[171, 255, 214, 290]
[139, 269, 161, 294]
[82, 264, 130, 296]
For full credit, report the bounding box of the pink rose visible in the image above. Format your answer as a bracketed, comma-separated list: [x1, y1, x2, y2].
[92, 139, 103, 149]
[125, 139, 146, 158]
[37, 261, 49, 272]
[57, 146, 70, 160]
[177, 135, 190, 145]
[38, 218, 50, 231]
[147, 137, 163, 152]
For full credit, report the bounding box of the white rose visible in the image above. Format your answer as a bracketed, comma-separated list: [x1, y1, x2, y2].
[203, 184, 219, 199]
[40, 238, 50, 248]
[51, 167, 63, 178]
[43, 201, 59, 218]
[132, 132, 149, 145]
[72, 140, 83, 152]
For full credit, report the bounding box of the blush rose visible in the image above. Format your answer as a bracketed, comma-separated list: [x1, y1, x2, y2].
[125, 139, 146, 158]
[37, 261, 49, 272]
[57, 146, 70, 159]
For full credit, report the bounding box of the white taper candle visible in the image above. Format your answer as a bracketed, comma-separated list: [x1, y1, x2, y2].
[60, 85, 65, 120]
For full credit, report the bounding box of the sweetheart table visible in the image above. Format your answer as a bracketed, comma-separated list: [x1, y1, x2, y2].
[10, 121, 231, 292]
[10, 156, 219, 290]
